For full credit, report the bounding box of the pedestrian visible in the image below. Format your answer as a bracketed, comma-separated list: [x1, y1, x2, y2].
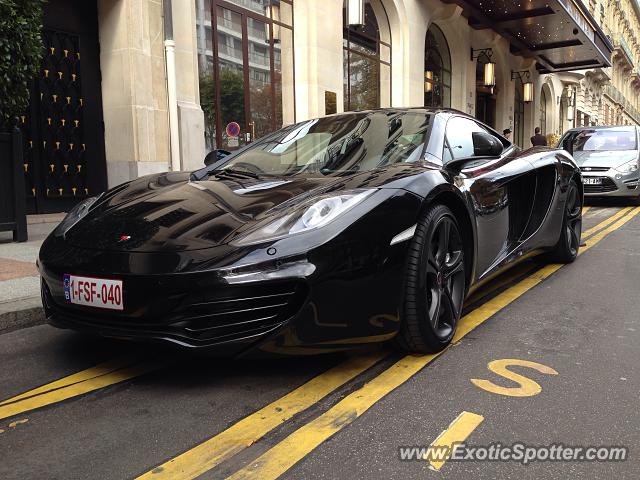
[531, 127, 547, 146]
[503, 128, 512, 141]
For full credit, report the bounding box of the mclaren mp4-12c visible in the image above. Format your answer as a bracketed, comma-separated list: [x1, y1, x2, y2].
[38, 109, 583, 355]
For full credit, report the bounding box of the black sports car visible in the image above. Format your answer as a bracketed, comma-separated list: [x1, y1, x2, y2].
[38, 109, 583, 355]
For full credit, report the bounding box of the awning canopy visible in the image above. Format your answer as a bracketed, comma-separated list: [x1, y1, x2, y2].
[446, 0, 614, 73]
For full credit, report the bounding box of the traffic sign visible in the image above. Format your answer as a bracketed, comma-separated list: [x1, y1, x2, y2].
[226, 122, 241, 137]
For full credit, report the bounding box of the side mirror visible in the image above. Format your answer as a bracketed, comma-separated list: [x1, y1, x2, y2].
[204, 149, 231, 166]
[472, 131, 503, 157]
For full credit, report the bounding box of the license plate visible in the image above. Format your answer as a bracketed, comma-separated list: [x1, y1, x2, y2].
[63, 274, 123, 310]
[583, 177, 603, 185]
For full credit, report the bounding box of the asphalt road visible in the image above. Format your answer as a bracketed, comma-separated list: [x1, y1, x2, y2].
[1, 203, 639, 480]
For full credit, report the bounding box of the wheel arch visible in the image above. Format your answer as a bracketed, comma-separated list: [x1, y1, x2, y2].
[419, 188, 477, 289]
[558, 150, 584, 205]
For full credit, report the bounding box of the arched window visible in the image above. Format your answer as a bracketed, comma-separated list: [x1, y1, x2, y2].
[540, 87, 547, 135]
[343, 0, 391, 111]
[424, 23, 451, 108]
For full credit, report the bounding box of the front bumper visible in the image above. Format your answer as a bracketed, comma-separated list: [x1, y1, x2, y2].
[581, 168, 640, 197]
[37, 189, 419, 355]
[40, 262, 312, 353]
[38, 242, 408, 355]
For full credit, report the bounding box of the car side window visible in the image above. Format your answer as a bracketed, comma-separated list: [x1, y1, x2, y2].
[444, 117, 488, 160]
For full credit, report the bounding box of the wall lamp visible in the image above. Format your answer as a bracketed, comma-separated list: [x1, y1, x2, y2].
[471, 48, 495, 87]
[347, 0, 365, 26]
[424, 70, 433, 92]
[512, 70, 533, 103]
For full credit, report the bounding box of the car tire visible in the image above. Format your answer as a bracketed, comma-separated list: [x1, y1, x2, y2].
[396, 204, 466, 354]
[547, 178, 582, 263]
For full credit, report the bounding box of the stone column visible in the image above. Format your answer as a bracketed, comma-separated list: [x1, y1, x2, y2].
[172, 0, 206, 171]
[386, 0, 432, 108]
[97, 0, 171, 188]
[293, 0, 344, 120]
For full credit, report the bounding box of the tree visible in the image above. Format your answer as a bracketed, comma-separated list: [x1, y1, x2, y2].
[199, 68, 245, 148]
[199, 73, 217, 150]
[347, 53, 379, 111]
[0, 0, 43, 129]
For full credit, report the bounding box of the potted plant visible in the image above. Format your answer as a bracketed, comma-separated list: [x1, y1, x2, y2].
[0, 0, 43, 242]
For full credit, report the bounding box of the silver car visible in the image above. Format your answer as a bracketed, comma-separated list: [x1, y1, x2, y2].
[558, 126, 640, 198]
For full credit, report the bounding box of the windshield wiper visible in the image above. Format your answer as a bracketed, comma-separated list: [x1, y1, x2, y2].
[210, 168, 261, 180]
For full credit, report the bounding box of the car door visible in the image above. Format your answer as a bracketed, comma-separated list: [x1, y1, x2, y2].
[444, 116, 534, 280]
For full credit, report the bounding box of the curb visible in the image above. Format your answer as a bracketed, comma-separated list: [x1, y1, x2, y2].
[0, 296, 45, 335]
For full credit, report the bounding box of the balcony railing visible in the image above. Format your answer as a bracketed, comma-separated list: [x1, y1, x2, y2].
[614, 35, 636, 68]
[604, 84, 640, 124]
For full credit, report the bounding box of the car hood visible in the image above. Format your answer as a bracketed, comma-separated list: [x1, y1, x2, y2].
[63, 166, 426, 252]
[571, 150, 638, 168]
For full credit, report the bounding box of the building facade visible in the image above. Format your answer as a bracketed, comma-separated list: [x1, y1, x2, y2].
[19, 0, 640, 214]
[571, 0, 640, 127]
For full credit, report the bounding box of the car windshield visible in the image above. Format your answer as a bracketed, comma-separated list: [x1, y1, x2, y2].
[219, 111, 432, 176]
[572, 129, 637, 152]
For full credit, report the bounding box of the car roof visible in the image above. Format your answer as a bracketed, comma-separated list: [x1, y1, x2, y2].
[323, 107, 470, 118]
[565, 125, 638, 132]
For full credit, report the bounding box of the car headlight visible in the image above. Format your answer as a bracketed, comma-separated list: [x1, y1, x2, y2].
[231, 189, 376, 246]
[615, 160, 639, 174]
[54, 195, 102, 237]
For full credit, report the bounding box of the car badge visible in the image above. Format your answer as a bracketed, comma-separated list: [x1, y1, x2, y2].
[118, 235, 131, 241]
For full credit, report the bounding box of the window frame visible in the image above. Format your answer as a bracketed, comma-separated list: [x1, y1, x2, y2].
[424, 23, 451, 108]
[343, 0, 392, 111]
[196, 0, 296, 152]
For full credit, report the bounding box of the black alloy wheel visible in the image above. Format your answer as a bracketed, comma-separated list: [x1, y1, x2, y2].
[548, 178, 582, 263]
[397, 204, 466, 353]
[565, 181, 582, 257]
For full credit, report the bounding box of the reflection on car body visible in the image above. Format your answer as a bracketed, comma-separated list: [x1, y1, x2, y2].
[39, 108, 582, 356]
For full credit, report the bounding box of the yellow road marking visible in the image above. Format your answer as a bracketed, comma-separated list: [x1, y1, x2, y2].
[8, 418, 29, 429]
[222, 206, 640, 480]
[426, 411, 485, 471]
[464, 261, 538, 308]
[0, 360, 163, 421]
[582, 206, 591, 215]
[225, 353, 441, 480]
[464, 205, 625, 308]
[582, 207, 640, 251]
[465, 205, 625, 309]
[0, 355, 137, 406]
[138, 351, 387, 480]
[582, 207, 632, 238]
[470, 359, 558, 397]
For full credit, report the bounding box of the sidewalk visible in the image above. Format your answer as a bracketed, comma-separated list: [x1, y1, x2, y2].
[0, 215, 63, 333]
